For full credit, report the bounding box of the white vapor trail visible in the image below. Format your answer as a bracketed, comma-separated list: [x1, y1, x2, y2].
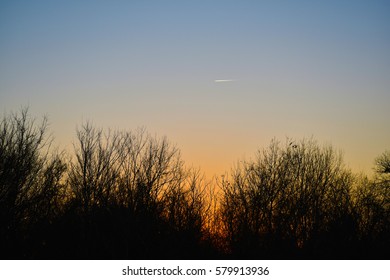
[214, 79, 235, 83]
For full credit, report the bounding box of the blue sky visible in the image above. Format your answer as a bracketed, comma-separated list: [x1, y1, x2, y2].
[1, 0, 389, 177]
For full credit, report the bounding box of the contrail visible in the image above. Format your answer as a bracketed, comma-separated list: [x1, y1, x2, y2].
[214, 79, 235, 83]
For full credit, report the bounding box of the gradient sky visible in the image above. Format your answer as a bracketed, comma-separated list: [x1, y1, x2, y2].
[1, 0, 389, 178]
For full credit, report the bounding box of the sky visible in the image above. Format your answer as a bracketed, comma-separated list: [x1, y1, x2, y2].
[1, 0, 389, 178]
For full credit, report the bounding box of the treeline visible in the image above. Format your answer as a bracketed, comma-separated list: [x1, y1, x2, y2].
[0, 109, 388, 259]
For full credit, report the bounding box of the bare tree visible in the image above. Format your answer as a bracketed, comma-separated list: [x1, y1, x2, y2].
[112, 128, 185, 214]
[219, 138, 355, 257]
[65, 123, 214, 257]
[0, 108, 66, 256]
[0, 108, 47, 223]
[67, 122, 124, 211]
[350, 151, 390, 258]
[375, 151, 390, 175]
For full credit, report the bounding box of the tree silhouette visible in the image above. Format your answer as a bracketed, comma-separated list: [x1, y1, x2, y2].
[219, 138, 364, 258]
[375, 151, 390, 175]
[0, 108, 388, 259]
[351, 152, 390, 258]
[0, 108, 66, 257]
[63, 122, 213, 258]
[68, 122, 124, 211]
